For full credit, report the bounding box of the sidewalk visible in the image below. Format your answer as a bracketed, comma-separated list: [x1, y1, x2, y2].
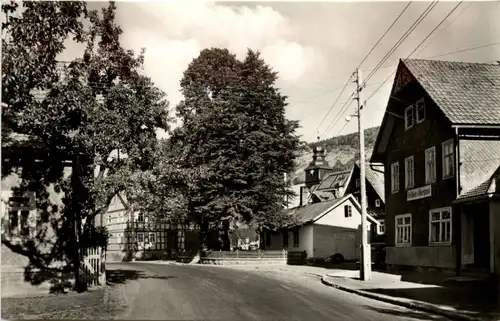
[321, 269, 500, 321]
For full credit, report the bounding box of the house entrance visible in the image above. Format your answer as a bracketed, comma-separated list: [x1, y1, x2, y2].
[473, 210, 490, 269]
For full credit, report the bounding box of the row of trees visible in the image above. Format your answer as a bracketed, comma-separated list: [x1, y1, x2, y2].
[2, 1, 300, 291]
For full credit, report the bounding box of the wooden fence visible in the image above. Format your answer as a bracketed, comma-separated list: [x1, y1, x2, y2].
[200, 250, 307, 265]
[80, 246, 106, 287]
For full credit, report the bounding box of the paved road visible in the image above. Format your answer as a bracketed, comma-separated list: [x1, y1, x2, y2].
[107, 262, 450, 320]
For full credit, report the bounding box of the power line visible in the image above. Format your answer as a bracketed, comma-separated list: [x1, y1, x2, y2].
[363, 1, 439, 85]
[325, 2, 438, 140]
[356, 1, 413, 70]
[415, 1, 472, 56]
[406, 1, 463, 58]
[309, 2, 414, 141]
[308, 73, 354, 141]
[322, 94, 356, 138]
[366, 2, 490, 101]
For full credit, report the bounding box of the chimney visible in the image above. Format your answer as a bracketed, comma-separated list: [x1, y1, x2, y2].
[299, 186, 309, 207]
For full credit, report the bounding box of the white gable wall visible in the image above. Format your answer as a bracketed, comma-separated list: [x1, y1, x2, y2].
[315, 198, 371, 231]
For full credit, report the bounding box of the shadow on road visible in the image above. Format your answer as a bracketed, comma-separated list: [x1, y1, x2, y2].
[106, 268, 177, 285]
[362, 305, 445, 320]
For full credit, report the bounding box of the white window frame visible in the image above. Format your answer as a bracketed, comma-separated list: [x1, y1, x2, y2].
[442, 139, 455, 179]
[149, 232, 155, 243]
[137, 212, 144, 222]
[395, 214, 412, 246]
[425, 146, 437, 184]
[391, 161, 400, 194]
[405, 155, 415, 189]
[137, 232, 144, 243]
[107, 215, 112, 225]
[405, 105, 414, 130]
[416, 98, 425, 124]
[375, 199, 381, 207]
[378, 219, 385, 235]
[429, 207, 452, 245]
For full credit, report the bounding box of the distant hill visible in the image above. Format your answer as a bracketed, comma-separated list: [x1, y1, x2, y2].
[291, 126, 380, 185]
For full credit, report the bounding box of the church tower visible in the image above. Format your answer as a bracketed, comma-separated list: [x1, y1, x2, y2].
[304, 145, 333, 189]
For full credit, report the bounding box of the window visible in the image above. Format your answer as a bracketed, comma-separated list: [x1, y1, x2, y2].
[416, 98, 425, 123]
[429, 207, 452, 244]
[344, 205, 352, 218]
[356, 179, 360, 188]
[442, 139, 455, 179]
[375, 199, 381, 207]
[425, 146, 437, 184]
[7, 195, 32, 236]
[137, 232, 144, 243]
[282, 231, 288, 247]
[149, 233, 156, 243]
[378, 219, 385, 234]
[265, 232, 271, 247]
[391, 162, 400, 193]
[405, 105, 414, 130]
[293, 229, 299, 247]
[395, 214, 412, 246]
[137, 213, 144, 222]
[177, 229, 185, 249]
[405, 156, 415, 189]
[107, 215, 112, 225]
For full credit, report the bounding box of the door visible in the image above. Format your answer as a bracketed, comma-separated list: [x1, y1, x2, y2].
[473, 212, 490, 269]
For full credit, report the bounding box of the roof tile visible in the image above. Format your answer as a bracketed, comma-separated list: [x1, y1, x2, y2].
[402, 59, 500, 125]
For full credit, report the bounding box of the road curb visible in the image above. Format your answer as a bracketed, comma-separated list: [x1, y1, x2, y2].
[321, 275, 483, 321]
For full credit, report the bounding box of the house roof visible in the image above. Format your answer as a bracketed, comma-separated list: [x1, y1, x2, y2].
[456, 140, 500, 201]
[402, 59, 500, 125]
[367, 207, 385, 219]
[371, 59, 500, 163]
[285, 194, 379, 227]
[354, 162, 385, 203]
[316, 169, 353, 192]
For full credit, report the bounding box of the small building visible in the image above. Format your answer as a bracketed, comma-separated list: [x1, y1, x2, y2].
[304, 149, 386, 238]
[370, 58, 500, 275]
[103, 193, 229, 262]
[262, 194, 379, 260]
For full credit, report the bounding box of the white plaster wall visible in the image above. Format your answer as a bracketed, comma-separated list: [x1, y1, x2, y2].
[315, 200, 372, 231]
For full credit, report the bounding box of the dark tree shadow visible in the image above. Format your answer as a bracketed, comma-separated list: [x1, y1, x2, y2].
[362, 286, 500, 317]
[106, 268, 176, 285]
[362, 305, 449, 320]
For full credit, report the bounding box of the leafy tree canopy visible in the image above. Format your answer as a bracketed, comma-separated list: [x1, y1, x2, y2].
[132, 48, 300, 249]
[1, 1, 170, 290]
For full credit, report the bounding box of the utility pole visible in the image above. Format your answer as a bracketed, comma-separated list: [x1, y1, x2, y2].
[355, 69, 372, 281]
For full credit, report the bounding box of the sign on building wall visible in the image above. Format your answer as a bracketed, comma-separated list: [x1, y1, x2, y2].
[407, 185, 432, 201]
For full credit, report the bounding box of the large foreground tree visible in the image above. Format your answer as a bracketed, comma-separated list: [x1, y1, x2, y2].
[133, 48, 300, 251]
[2, 1, 170, 291]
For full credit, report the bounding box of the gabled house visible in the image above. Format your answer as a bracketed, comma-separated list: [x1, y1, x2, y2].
[305, 156, 387, 237]
[103, 192, 231, 262]
[262, 194, 379, 260]
[371, 58, 500, 275]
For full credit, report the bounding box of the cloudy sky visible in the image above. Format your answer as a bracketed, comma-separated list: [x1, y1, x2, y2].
[72, 1, 499, 142]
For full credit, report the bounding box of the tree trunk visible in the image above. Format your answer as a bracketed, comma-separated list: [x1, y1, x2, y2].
[72, 155, 87, 293]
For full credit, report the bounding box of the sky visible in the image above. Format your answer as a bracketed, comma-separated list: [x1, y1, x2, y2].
[65, 1, 500, 142]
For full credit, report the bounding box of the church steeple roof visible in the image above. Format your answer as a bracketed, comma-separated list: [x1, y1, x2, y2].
[305, 145, 331, 170]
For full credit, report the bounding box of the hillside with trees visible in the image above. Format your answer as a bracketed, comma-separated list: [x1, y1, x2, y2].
[291, 126, 380, 185]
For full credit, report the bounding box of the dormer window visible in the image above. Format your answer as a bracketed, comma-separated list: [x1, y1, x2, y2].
[416, 98, 425, 123]
[405, 105, 414, 130]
